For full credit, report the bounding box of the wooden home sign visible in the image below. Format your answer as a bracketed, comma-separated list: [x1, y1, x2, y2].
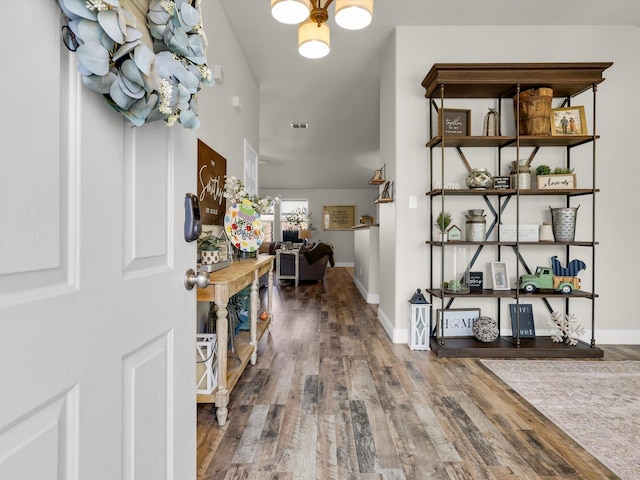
[197, 139, 227, 226]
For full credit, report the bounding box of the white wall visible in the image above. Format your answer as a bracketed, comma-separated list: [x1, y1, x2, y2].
[198, 2, 259, 182]
[377, 31, 400, 341]
[380, 25, 640, 344]
[261, 188, 377, 265]
[195, 2, 260, 331]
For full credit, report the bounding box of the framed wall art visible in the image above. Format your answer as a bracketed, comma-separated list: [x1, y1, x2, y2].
[323, 205, 356, 230]
[550, 106, 587, 136]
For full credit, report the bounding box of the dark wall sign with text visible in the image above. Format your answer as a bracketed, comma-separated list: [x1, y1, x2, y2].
[197, 139, 227, 226]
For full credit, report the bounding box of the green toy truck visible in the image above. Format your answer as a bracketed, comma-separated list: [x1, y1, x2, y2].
[519, 266, 580, 294]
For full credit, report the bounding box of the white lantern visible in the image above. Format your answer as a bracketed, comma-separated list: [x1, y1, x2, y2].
[408, 289, 430, 350]
[196, 334, 218, 394]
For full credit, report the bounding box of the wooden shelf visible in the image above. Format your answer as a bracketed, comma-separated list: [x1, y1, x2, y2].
[429, 336, 604, 358]
[369, 179, 385, 185]
[374, 197, 393, 204]
[426, 288, 597, 299]
[426, 135, 598, 148]
[425, 240, 597, 247]
[425, 188, 598, 197]
[421, 62, 612, 99]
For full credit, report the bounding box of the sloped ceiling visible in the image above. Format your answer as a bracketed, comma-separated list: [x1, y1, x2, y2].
[219, 0, 640, 189]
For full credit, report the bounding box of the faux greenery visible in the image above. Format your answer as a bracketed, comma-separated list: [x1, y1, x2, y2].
[197, 230, 220, 252]
[536, 165, 574, 175]
[552, 167, 574, 174]
[435, 211, 452, 232]
[285, 207, 311, 231]
[57, 0, 214, 128]
[535, 165, 551, 175]
[223, 176, 280, 215]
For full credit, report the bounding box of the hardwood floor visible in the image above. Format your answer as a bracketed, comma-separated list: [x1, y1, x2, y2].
[197, 267, 639, 480]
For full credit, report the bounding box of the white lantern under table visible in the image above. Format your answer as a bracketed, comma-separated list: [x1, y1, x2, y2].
[408, 289, 431, 350]
[196, 333, 218, 395]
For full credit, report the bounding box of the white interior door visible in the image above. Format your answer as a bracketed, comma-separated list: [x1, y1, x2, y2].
[0, 2, 197, 478]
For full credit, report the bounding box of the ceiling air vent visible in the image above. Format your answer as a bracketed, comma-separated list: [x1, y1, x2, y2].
[290, 123, 309, 129]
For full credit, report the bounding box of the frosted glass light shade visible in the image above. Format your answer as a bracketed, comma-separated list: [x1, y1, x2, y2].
[298, 20, 330, 59]
[271, 0, 311, 25]
[335, 0, 373, 30]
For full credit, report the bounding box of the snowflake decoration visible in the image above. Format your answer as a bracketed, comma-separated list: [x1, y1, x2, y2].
[547, 312, 586, 346]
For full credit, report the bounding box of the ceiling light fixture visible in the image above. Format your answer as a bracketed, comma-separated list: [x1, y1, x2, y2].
[271, 0, 373, 59]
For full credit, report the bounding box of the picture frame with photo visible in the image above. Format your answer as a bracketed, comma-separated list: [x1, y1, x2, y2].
[550, 106, 587, 136]
[491, 261, 510, 290]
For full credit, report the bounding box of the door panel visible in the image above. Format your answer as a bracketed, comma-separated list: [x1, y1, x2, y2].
[123, 127, 171, 273]
[0, 387, 78, 479]
[0, 2, 197, 478]
[122, 333, 172, 480]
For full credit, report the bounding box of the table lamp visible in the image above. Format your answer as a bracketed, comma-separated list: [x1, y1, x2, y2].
[299, 229, 312, 246]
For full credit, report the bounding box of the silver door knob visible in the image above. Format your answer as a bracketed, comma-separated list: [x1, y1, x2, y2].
[184, 269, 210, 290]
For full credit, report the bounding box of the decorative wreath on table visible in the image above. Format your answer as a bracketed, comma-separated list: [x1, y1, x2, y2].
[57, 0, 214, 129]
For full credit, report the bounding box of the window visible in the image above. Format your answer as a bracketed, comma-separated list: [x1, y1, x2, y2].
[260, 210, 275, 242]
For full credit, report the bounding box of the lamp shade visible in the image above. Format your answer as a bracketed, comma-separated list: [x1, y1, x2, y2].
[271, 0, 311, 25]
[299, 229, 312, 240]
[298, 20, 330, 59]
[335, 0, 373, 30]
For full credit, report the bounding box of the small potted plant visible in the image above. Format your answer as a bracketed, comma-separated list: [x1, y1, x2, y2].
[435, 211, 452, 242]
[536, 165, 576, 190]
[197, 230, 221, 265]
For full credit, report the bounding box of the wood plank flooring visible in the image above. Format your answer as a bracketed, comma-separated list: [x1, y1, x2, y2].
[197, 267, 639, 480]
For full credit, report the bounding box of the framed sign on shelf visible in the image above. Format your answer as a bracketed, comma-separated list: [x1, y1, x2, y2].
[438, 108, 470, 136]
[323, 205, 356, 230]
[435, 308, 481, 339]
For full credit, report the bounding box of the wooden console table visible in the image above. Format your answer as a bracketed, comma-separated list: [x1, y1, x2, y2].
[196, 254, 274, 425]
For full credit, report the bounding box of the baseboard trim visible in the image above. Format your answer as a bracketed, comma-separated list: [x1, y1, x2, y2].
[377, 307, 408, 344]
[353, 276, 380, 304]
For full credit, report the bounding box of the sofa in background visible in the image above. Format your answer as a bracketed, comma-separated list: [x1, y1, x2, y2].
[280, 242, 334, 282]
[258, 241, 334, 283]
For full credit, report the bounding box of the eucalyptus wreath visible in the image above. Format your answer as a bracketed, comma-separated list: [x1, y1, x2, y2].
[57, 0, 213, 128]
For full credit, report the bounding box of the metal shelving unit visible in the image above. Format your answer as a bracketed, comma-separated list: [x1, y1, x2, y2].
[422, 62, 612, 358]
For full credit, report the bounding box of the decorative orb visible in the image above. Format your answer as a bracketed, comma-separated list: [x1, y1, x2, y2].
[259, 311, 269, 321]
[473, 316, 499, 342]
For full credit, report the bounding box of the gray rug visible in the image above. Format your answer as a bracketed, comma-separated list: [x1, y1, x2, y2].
[481, 360, 640, 480]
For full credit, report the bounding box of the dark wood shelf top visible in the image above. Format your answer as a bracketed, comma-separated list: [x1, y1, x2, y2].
[426, 135, 599, 148]
[369, 179, 385, 185]
[421, 62, 613, 99]
[429, 336, 604, 358]
[426, 288, 596, 299]
[425, 188, 598, 197]
[425, 240, 597, 247]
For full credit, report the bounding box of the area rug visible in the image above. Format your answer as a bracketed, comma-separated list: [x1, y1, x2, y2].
[480, 360, 640, 480]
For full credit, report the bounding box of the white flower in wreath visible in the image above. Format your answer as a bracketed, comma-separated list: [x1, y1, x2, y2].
[57, 0, 214, 129]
